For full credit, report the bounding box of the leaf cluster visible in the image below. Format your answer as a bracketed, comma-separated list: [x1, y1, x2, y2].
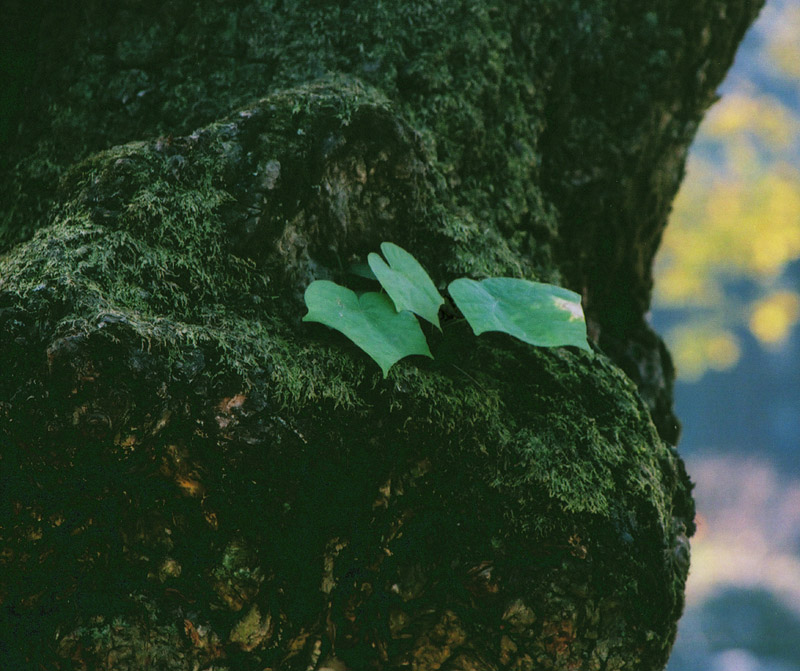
[303, 243, 591, 376]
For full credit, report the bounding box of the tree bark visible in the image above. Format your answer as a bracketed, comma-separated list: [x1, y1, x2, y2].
[0, 2, 761, 669]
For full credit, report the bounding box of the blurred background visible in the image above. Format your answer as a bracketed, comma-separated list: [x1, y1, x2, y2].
[649, 1, 800, 669]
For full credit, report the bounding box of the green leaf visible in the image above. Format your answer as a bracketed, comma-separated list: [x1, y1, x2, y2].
[303, 280, 433, 377]
[448, 277, 592, 352]
[368, 242, 444, 329]
[348, 262, 377, 281]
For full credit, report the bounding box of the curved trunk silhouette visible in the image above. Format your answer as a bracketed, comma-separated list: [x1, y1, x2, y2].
[0, 2, 761, 669]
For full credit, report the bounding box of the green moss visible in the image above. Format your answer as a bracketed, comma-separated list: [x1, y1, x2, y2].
[0, 1, 718, 666]
[3, 1, 566, 284]
[1, 72, 555, 401]
[0, 72, 687, 555]
[0, 81, 689, 657]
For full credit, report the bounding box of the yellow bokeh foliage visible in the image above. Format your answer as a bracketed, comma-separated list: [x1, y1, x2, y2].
[653, 1, 800, 379]
[765, 4, 800, 78]
[749, 291, 800, 345]
[666, 325, 741, 382]
[705, 93, 799, 150]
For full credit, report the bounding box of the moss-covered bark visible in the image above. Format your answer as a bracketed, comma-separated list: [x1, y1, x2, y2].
[0, 1, 760, 669]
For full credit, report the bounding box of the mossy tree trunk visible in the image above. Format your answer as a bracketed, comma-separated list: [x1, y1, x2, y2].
[0, 2, 760, 669]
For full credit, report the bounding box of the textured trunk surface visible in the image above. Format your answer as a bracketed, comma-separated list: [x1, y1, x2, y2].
[0, 2, 761, 669]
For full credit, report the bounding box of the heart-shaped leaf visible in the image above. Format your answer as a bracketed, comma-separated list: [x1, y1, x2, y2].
[368, 242, 444, 329]
[448, 277, 592, 351]
[303, 280, 433, 377]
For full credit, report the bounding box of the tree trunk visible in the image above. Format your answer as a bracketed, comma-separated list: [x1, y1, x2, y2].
[0, 2, 761, 669]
